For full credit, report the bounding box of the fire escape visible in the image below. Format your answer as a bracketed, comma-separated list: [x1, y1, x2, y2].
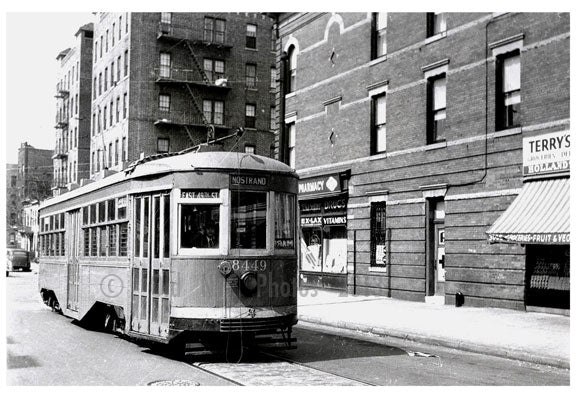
[155, 20, 232, 147]
[53, 81, 69, 190]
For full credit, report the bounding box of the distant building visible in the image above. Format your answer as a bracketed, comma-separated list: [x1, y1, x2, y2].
[18, 142, 53, 203]
[6, 164, 19, 247]
[89, 12, 277, 180]
[274, 13, 569, 313]
[53, 23, 94, 196]
[20, 200, 40, 257]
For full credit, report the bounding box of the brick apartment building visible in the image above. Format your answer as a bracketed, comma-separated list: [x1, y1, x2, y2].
[89, 12, 277, 179]
[273, 13, 569, 312]
[53, 23, 94, 195]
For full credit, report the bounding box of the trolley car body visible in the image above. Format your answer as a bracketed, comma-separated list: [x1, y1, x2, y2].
[38, 151, 298, 344]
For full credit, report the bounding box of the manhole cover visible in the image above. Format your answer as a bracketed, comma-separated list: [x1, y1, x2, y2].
[148, 380, 200, 386]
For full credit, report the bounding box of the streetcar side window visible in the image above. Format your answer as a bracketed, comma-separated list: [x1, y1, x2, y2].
[274, 192, 296, 250]
[39, 212, 66, 257]
[180, 204, 220, 249]
[231, 191, 267, 249]
[81, 196, 128, 258]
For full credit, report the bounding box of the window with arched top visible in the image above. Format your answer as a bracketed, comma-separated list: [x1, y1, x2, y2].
[286, 45, 297, 94]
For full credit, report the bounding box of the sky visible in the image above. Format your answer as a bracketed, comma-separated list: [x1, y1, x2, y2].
[4, 12, 94, 164]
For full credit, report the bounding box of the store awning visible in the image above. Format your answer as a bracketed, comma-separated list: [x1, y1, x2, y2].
[486, 178, 570, 245]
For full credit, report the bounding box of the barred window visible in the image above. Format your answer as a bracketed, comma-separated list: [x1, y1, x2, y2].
[39, 213, 66, 257]
[82, 197, 128, 257]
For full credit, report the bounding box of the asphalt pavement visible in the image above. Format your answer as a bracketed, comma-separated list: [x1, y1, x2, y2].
[297, 288, 570, 369]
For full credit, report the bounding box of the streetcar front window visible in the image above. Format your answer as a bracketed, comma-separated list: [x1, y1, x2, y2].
[231, 191, 267, 249]
[180, 204, 219, 249]
[274, 193, 295, 250]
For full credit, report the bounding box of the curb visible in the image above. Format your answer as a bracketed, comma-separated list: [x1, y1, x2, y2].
[298, 316, 569, 370]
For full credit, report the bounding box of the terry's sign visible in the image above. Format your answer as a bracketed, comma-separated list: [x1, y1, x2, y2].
[523, 131, 570, 177]
[298, 174, 341, 198]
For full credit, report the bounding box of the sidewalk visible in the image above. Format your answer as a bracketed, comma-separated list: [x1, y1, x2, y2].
[297, 288, 570, 369]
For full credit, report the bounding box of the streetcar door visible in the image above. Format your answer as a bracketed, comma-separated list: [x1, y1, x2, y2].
[67, 210, 81, 311]
[149, 193, 171, 337]
[131, 196, 151, 334]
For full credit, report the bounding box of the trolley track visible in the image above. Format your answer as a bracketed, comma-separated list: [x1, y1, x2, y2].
[177, 346, 374, 386]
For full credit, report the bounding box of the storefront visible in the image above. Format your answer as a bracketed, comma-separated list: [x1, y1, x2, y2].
[298, 171, 349, 290]
[487, 130, 570, 313]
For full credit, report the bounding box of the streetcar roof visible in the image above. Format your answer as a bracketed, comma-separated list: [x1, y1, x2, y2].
[39, 151, 296, 210]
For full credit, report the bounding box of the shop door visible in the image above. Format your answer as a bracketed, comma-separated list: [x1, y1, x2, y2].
[67, 210, 81, 311]
[434, 224, 446, 297]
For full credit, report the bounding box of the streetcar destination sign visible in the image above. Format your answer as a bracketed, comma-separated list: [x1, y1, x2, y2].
[230, 175, 268, 187]
[180, 190, 219, 199]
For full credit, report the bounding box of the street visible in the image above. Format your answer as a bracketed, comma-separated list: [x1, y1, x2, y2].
[6, 266, 569, 386]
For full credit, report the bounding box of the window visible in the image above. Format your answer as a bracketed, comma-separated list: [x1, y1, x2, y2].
[124, 50, 129, 76]
[159, 52, 171, 78]
[75, 94, 79, 115]
[115, 139, 119, 165]
[270, 67, 277, 90]
[117, 56, 121, 81]
[119, 16, 122, 39]
[123, 93, 128, 118]
[244, 144, 255, 154]
[204, 17, 225, 43]
[93, 77, 97, 99]
[103, 105, 107, 130]
[427, 74, 446, 143]
[161, 12, 171, 24]
[496, 51, 521, 130]
[246, 64, 256, 88]
[116, 96, 120, 122]
[97, 109, 102, 133]
[370, 202, 387, 269]
[122, 137, 127, 161]
[104, 68, 108, 91]
[203, 100, 224, 125]
[287, 122, 296, 168]
[100, 35, 103, 58]
[427, 12, 446, 37]
[111, 61, 115, 84]
[372, 94, 386, 153]
[245, 103, 256, 128]
[39, 213, 66, 257]
[270, 106, 277, 131]
[157, 138, 169, 153]
[106, 29, 109, 52]
[112, 23, 115, 46]
[275, 193, 295, 249]
[246, 24, 257, 49]
[180, 204, 219, 249]
[203, 58, 224, 83]
[10, 175, 16, 187]
[159, 94, 171, 112]
[231, 191, 266, 249]
[110, 100, 114, 126]
[372, 12, 387, 59]
[108, 143, 113, 167]
[286, 45, 297, 94]
[81, 198, 128, 257]
[98, 72, 102, 95]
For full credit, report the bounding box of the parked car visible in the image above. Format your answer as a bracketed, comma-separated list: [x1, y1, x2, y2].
[7, 248, 31, 276]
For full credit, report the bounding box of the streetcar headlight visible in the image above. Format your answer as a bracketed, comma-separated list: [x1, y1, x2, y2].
[240, 272, 258, 295]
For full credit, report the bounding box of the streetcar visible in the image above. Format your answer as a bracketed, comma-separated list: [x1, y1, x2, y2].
[38, 150, 298, 351]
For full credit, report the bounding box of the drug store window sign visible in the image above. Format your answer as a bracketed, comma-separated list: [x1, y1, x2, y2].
[523, 131, 570, 178]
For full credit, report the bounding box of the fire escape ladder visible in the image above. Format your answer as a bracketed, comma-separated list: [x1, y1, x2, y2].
[184, 41, 211, 84]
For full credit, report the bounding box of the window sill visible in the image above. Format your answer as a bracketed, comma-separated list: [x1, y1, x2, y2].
[369, 55, 388, 67]
[369, 152, 387, 161]
[425, 31, 447, 45]
[245, 47, 258, 52]
[285, 92, 296, 99]
[369, 266, 387, 273]
[244, 127, 257, 131]
[425, 140, 447, 151]
[495, 126, 522, 136]
[246, 87, 258, 92]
